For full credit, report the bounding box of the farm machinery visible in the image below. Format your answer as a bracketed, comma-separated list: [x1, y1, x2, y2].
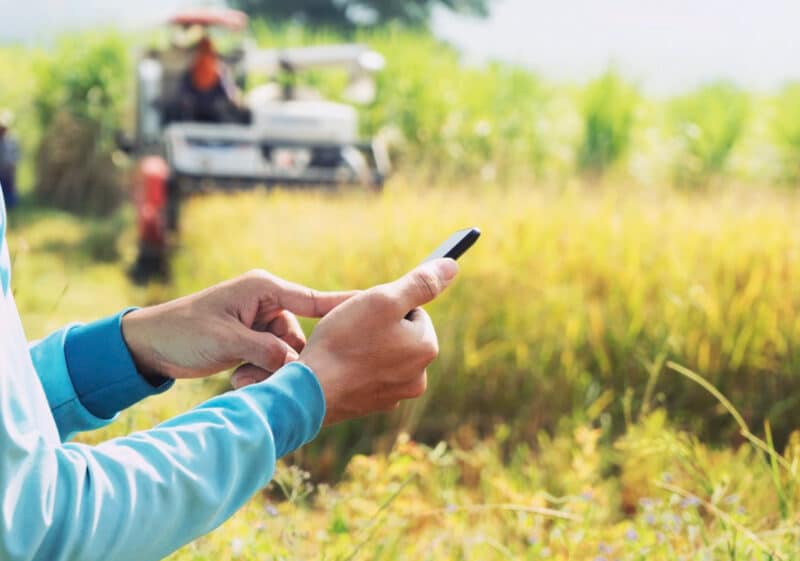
[128, 8, 390, 279]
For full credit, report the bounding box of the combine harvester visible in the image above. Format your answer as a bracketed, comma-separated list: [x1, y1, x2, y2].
[128, 8, 390, 279]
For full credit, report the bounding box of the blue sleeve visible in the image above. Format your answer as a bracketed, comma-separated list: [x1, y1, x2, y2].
[1, 362, 326, 561]
[63, 307, 174, 419]
[29, 309, 173, 440]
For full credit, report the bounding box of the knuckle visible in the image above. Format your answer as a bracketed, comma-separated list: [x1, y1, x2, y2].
[260, 340, 285, 370]
[242, 269, 273, 289]
[304, 287, 320, 316]
[413, 270, 439, 301]
[243, 268, 269, 280]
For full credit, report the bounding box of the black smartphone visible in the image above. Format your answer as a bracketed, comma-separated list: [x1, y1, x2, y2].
[421, 227, 481, 263]
[405, 228, 480, 319]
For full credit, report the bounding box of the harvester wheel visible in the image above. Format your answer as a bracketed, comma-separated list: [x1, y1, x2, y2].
[130, 156, 171, 283]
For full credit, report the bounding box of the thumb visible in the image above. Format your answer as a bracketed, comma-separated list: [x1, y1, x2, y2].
[231, 363, 271, 389]
[235, 327, 300, 373]
[386, 258, 459, 314]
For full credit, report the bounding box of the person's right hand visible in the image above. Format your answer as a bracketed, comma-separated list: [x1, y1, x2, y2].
[298, 258, 458, 424]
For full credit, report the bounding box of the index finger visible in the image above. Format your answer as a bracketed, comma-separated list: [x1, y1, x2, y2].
[275, 279, 360, 318]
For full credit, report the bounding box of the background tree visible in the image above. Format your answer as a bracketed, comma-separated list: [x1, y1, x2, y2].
[230, 0, 491, 29]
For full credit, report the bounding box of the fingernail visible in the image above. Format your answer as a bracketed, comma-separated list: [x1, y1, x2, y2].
[286, 349, 300, 363]
[434, 258, 459, 281]
[234, 376, 256, 388]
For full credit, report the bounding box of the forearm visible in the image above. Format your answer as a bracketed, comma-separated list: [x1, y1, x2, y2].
[2, 362, 324, 561]
[29, 309, 173, 440]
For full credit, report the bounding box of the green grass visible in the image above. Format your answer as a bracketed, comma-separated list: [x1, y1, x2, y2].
[669, 82, 750, 187]
[577, 70, 638, 176]
[0, 26, 796, 196]
[773, 82, 800, 184]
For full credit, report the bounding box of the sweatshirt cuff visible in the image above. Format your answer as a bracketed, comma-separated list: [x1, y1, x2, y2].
[64, 307, 174, 419]
[253, 361, 326, 457]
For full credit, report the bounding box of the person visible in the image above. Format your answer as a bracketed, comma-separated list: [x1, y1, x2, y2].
[0, 188, 459, 560]
[172, 36, 246, 124]
[0, 110, 20, 209]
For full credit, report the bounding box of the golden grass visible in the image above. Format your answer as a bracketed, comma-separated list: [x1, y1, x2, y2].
[9, 179, 800, 559]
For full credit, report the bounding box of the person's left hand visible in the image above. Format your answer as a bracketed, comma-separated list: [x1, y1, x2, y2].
[120, 270, 356, 381]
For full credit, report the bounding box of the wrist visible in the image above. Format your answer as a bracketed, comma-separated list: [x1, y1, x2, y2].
[120, 309, 171, 381]
[298, 353, 342, 426]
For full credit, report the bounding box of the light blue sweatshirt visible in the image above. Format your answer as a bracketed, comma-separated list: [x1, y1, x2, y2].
[0, 193, 326, 560]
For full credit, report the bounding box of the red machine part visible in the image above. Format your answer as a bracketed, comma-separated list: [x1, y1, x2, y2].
[135, 156, 169, 247]
[168, 8, 248, 30]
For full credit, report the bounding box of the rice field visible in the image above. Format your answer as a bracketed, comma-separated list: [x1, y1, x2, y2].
[9, 181, 800, 559]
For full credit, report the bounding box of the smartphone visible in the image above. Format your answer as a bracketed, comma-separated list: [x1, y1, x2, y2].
[421, 227, 481, 263]
[405, 228, 480, 319]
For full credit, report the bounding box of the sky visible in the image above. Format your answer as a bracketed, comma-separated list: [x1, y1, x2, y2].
[2, 0, 799, 95]
[433, 0, 800, 95]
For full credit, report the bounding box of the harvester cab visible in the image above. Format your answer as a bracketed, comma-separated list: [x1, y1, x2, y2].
[129, 8, 390, 280]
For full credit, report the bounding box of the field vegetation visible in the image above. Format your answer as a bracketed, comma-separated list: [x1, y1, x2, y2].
[4, 23, 800, 560]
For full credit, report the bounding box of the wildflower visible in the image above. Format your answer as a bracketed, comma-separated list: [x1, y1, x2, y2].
[724, 494, 740, 504]
[625, 528, 639, 542]
[474, 120, 492, 137]
[680, 496, 700, 509]
[265, 504, 279, 517]
[231, 538, 244, 557]
[527, 534, 538, 546]
[638, 497, 656, 509]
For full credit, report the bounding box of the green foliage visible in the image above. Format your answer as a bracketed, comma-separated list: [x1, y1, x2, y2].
[361, 32, 551, 181]
[0, 46, 45, 193]
[31, 32, 131, 216]
[772, 82, 800, 184]
[233, 0, 491, 29]
[577, 70, 638, 175]
[670, 82, 749, 187]
[32, 32, 129, 142]
[6, 27, 800, 189]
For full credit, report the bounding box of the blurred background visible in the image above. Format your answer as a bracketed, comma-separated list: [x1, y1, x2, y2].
[3, 1, 800, 559]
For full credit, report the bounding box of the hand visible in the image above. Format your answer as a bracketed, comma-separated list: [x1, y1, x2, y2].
[120, 270, 355, 380]
[298, 258, 459, 425]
